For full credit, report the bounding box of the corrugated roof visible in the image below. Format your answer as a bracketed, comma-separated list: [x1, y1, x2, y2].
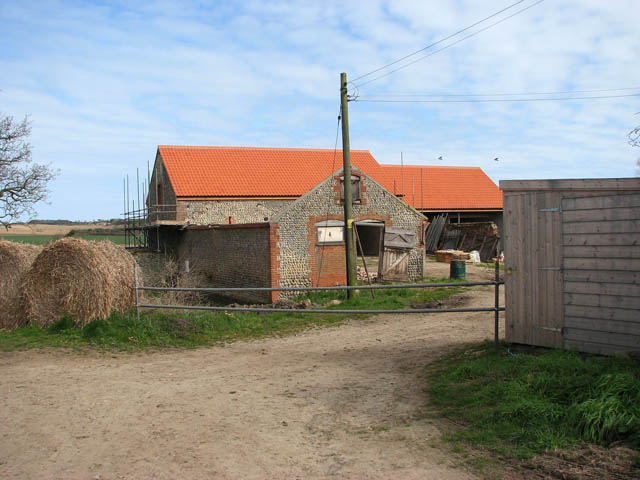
[157, 146, 502, 210]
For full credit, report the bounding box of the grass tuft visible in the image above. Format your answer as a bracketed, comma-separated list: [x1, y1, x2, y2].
[47, 315, 75, 333]
[427, 341, 640, 459]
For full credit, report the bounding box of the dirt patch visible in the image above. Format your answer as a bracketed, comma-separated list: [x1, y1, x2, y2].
[410, 294, 471, 310]
[0, 259, 569, 480]
[506, 444, 639, 479]
[0, 279, 499, 479]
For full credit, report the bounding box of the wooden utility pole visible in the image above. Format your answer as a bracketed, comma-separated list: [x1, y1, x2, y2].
[340, 72, 357, 297]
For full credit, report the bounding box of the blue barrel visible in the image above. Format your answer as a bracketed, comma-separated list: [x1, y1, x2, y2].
[450, 260, 466, 280]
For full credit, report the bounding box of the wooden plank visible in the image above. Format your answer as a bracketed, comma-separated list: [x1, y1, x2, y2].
[500, 178, 640, 192]
[565, 304, 638, 321]
[565, 292, 640, 310]
[563, 206, 640, 223]
[550, 191, 564, 348]
[563, 245, 640, 258]
[563, 269, 640, 284]
[564, 257, 640, 271]
[503, 193, 524, 344]
[562, 193, 640, 211]
[525, 192, 537, 346]
[564, 281, 640, 297]
[563, 193, 640, 211]
[562, 219, 640, 234]
[565, 317, 640, 336]
[564, 339, 638, 356]
[564, 328, 640, 349]
[563, 233, 640, 246]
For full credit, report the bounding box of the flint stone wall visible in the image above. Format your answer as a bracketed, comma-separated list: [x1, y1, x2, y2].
[183, 199, 293, 225]
[273, 173, 424, 294]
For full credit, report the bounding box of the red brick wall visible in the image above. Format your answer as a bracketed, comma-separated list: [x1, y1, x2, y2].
[269, 223, 280, 302]
[332, 170, 367, 206]
[307, 213, 392, 287]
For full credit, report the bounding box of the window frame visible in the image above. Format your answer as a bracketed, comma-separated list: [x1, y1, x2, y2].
[315, 220, 345, 246]
[339, 174, 362, 204]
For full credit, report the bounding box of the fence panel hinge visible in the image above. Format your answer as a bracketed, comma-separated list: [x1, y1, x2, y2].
[540, 207, 562, 212]
[540, 266, 562, 271]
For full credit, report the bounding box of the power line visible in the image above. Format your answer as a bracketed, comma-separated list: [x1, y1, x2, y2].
[357, 86, 640, 98]
[315, 106, 343, 288]
[354, 93, 640, 103]
[353, 0, 544, 90]
[350, 0, 527, 84]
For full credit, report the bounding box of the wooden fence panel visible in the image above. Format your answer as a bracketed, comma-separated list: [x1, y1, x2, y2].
[562, 193, 640, 354]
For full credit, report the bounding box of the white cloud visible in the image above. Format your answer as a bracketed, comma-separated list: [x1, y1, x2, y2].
[1, 0, 639, 220]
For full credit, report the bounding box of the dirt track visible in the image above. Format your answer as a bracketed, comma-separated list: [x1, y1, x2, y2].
[0, 263, 503, 479]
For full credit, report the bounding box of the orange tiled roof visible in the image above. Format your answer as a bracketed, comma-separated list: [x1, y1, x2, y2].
[157, 146, 503, 210]
[375, 165, 503, 210]
[158, 146, 381, 198]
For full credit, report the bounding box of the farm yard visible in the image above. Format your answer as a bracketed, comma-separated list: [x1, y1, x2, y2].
[0, 260, 501, 480]
[1, 259, 638, 479]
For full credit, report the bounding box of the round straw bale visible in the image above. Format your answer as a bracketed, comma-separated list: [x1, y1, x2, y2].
[0, 240, 42, 330]
[22, 238, 140, 327]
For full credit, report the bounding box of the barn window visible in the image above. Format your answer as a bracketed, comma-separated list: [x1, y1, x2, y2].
[315, 220, 344, 245]
[340, 175, 361, 203]
[157, 183, 164, 206]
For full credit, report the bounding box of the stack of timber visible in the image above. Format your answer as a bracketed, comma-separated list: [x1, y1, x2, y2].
[425, 214, 448, 253]
[440, 222, 499, 262]
[434, 249, 471, 263]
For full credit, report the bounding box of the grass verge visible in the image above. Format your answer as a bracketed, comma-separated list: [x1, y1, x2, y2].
[426, 341, 640, 460]
[0, 278, 464, 351]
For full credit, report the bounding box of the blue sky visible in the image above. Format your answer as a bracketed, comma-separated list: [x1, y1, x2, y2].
[1, 0, 639, 221]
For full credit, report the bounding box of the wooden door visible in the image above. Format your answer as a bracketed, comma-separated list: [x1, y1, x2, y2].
[503, 192, 564, 348]
[378, 227, 415, 281]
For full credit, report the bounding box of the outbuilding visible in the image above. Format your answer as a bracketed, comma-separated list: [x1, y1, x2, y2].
[500, 178, 640, 355]
[136, 146, 502, 303]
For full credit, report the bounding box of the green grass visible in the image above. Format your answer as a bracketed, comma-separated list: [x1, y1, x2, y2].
[0, 278, 464, 351]
[296, 277, 465, 311]
[0, 234, 126, 245]
[426, 342, 640, 459]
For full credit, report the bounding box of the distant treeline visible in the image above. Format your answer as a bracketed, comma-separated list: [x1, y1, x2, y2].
[27, 219, 126, 226]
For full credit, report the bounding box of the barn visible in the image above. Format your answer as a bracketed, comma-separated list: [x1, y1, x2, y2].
[501, 178, 640, 355]
[138, 146, 501, 302]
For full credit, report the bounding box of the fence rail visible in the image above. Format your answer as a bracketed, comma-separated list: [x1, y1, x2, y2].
[133, 260, 505, 347]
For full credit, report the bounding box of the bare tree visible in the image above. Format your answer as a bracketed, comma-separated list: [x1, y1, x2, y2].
[629, 125, 640, 148]
[1, 114, 58, 228]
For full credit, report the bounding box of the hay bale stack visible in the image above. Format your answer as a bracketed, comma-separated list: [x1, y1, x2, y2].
[22, 238, 140, 327]
[0, 240, 42, 330]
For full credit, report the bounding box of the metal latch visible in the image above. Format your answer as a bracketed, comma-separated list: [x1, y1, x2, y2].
[540, 207, 562, 212]
[540, 266, 562, 271]
[539, 326, 562, 333]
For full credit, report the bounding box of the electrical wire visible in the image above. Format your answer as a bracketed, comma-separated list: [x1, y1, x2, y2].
[315, 107, 343, 288]
[350, 0, 527, 84]
[354, 93, 640, 103]
[353, 0, 544, 90]
[357, 86, 640, 98]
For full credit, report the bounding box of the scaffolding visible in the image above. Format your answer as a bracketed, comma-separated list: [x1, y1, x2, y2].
[122, 165, 185, 250]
